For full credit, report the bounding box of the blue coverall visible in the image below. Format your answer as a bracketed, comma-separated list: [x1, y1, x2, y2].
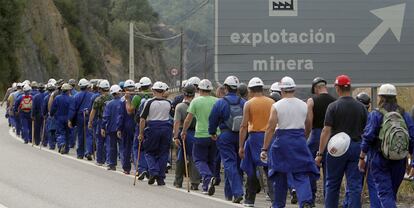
[102, 96, 123, 168]
[118, 100, 136, 173]
[13, 91, 24, 136]
[69, 89, 94, 158]
[50, 92, 74, 153]
[361, 110, 414, 208]
[133, 99, 149, 175]
[209, 92, 245, 199]
[42, 92, 57, 149]
[32, 91, 46, 145]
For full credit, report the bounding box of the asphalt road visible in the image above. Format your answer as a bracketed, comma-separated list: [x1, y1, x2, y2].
[0, 109, 238, 208]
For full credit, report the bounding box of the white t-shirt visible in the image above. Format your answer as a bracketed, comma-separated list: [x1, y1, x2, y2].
[273, 97, 307, 129]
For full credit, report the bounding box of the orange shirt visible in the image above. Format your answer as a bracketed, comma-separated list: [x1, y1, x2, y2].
[247, 96, 275, 132]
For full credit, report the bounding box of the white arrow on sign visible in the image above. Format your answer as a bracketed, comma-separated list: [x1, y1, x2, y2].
[359, 3, 406, 55]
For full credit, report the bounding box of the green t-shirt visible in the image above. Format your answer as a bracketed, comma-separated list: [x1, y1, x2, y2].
[187, 95, 217, 138]
[131, 91, 153, 109]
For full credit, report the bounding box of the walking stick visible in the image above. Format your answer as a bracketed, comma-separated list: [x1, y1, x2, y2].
[133, 138, 142, 186]
[92, 126, 96, 160]
[182, 139, 190, 192]
[40, 117, 46, 149]
[31, 119, 35, 146]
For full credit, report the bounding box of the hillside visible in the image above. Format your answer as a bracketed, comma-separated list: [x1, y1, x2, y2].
[0, 0, 168, 92]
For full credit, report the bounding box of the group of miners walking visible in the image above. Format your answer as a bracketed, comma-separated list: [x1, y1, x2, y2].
[2, 74, 414, 208]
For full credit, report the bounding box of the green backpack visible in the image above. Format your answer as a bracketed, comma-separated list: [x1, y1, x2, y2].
[378, 108, 410, 160]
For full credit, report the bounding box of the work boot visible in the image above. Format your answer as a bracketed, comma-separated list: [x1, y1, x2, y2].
[207, 177, 216, 196]
[148, 175, 157, 185]
[157, 178, 166, 186]
[77, 155, 84, 160]
[107, 166, 116, 171]
[232, 196, 243, 204]
[85, 154, 92, 161]
[291, 190, 298, 204]
[303, 203, 312, 208]
[123, 170, 130, 175]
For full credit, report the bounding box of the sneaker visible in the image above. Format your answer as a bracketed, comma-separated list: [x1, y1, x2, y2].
[148, 175, 157, 185]
[243, 202, 254, 207]
[213, 178, 221, 186]
[123, 170, 130, 175]
[291, 190, 298, 204]
[190, 183, 199, 191]
[96, 163, 104, 166]
[85, 154, 92, 161]
[77, 156, 84, 160]
[232, 196, 243, 204]
[107, 166, 116, 171]
[201, 191, 209, 195]
[167, 162, 172, 170]
[207, 177, 216, 196]
[138, 171, 148, 181]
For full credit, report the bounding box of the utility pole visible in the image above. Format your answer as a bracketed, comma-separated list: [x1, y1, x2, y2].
[129, 22, 134, 80]
[179, 27, 184, 91]
[203, 45, 208, 79]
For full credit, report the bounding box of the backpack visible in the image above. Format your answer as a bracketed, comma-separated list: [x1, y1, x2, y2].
[20, 95, 33, 113]
[378, 108, 410, 160]
[223, 97, 243, 132]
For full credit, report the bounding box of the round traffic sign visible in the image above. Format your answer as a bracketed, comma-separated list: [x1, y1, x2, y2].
[171, 68, 179, 76]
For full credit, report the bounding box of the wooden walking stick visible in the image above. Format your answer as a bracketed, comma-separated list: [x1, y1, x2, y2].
[182, 139, 190, 192]
[31, 119, 35, 146]
[133, 138, 142, 186]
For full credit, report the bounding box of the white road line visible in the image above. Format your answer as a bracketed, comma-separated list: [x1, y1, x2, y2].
[8, 129, 242, 207]
[0, 202, 8, 208]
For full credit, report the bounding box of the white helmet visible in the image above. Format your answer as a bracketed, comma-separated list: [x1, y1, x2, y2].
[378, 84, 397, 96]
[110, 85, 122, 95]
[187, 77, 201, 86]
[280, 76, 296, 90]
[152, 81, 168, 91]
[198, 79, 213, 91]
[248, 77, 264, 88]
[48, 79, 57, 85]
[270, 82, 281, 92]
[223, 76, 240, 89]
[46, 83, 56, 90]
[17, 82, 24, 88]
[12, 83, 17, 89]
[163, 82, 169, 91]
[135, 83, 141, 90]
[181, 80, 188, 88]
[139, 77, 152, 87]
[23, 80, 30, 85]
[327, 132, 351, 157]
[99, 80, 110, 89]
[23, 84, 32, 92]
[124, 79, 135, 88]
[78, 78, 89, 87]
[61, 83, 73, 91]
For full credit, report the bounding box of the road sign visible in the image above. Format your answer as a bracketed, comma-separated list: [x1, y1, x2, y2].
[215, 0, 414, 87]
[171, 68, 179, 76]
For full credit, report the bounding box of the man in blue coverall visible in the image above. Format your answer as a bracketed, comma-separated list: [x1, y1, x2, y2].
[51, 83, 75, 154]
[209, 76, 245, 203]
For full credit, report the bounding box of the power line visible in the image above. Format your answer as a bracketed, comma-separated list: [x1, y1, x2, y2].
[172, 0, 209, 25]
[133, 26, 182, 41]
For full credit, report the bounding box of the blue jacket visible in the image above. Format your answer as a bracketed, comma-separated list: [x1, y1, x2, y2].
[50, 93, 74, 121]
[102, 97, 123, 133]
[31, 89, 40, 97]
[42, 93, 51, 117]
[208, 92, 246, 134]
[68, 90, 93, 120]
[361, 110, 414, 165]
[119, 100, 136, 132]
[32, 92, 47, 118]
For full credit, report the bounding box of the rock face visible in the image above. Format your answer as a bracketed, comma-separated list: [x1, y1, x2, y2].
[15, 0, 167, 83]
[16, 0, 80, 82]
